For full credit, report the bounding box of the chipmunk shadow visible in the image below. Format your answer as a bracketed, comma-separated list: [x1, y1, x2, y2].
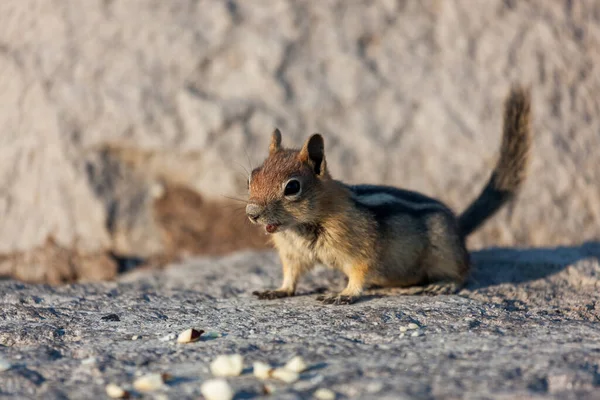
[465, 240, 600, 290]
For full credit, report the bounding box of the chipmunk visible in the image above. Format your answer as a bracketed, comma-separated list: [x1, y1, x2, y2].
[246, 85, 531, 305]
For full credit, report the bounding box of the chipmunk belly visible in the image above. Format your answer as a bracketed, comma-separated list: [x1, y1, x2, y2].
[313, 243, 354, 273]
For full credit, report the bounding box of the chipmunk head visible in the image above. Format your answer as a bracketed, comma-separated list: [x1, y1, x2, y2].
[246, 128, 329, 234]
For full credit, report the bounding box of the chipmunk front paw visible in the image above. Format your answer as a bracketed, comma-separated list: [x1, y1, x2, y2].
[252, 290, 292, 300]
[316, 294, 358, 305]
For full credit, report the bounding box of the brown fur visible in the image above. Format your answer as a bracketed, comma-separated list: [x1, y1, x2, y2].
[458, 85, 532, 236]
[247, 86, 532, 305]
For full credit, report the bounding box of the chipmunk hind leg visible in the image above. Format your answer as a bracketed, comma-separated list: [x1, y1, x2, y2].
[394, 254, 468, 296]
[419, 214, 470, 295]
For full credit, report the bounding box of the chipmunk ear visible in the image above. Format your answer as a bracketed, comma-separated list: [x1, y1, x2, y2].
[269, 128, 282, 155]
[299, 133, 326, 176]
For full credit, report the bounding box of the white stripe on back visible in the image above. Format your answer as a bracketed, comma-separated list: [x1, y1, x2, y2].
[351, 192, 448, 212]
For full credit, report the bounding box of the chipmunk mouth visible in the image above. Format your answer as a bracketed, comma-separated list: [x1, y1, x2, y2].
[265, 223, 281, 234]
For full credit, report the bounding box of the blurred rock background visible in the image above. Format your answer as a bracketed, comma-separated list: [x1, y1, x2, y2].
[0, 0, 598, 283]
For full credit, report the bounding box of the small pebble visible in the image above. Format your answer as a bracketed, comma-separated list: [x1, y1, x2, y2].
[271, 368, 299, 383]
[177, 328, 204, 344]
[131, 335, 139, 341]
[133, 373, 165, 392]
[0, 358, 12, 372]
[366, 381, 384, 393]
[201, 379, 234, 400]
[253, 361, 273, 380]
[105, 383, 130, 399]
[81, 357, 97, 366]
[101, 313, 120, 322]
[159, 333, 176, 342]
[210, 354, 244, 377]
[314, 388, 336, 400]
[399, 333, 405, 338]
[411, 330, 423, 337]
[407, 323, 419, 330]
[284, 356, 307, 373]
[399, 326, 408, 332]
[204, 332, 222, 339]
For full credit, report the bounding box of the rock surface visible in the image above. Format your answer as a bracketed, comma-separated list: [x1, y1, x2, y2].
[1, 244, 599, 399]
[0, 0, 599, 282]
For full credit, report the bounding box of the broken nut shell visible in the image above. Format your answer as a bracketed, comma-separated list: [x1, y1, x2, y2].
[176, 328, 204, 343]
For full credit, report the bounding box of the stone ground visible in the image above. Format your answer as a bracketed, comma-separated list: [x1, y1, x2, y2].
[1, 244, 600, 399]
[2, 0, 600, 283]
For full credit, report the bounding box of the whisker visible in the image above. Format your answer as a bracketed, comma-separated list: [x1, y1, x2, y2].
[232, 191, 250, 199]
[243, 146, 254, 171]
[232, 209, 247, 218]
[227, 189, 251, 199]
[231, 169, 250, 183]
[216, 203, 246, 211]
[221, 195, 249, 204]
[233, 160, 250, 176]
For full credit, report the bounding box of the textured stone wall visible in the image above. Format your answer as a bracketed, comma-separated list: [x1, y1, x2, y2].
[0, 0, 598, 282]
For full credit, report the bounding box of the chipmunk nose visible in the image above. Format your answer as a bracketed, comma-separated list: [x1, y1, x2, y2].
[246, 203, 263, 222]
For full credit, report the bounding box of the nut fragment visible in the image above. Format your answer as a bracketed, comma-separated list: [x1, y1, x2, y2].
[210, 354, 244, 377]
[105, 383, 130, 399]
[133, 373, 165, 392]
[407, 323, 419, 330]
[399, 326, 408, 333]
[253, 361, 273, 380]
[200, 379, 234, 400]
[262, 383, 276, 395]
[284, 356, 307, 373]
[314, 388, 336, 400]
[271, 368, 299, 383]
[177, 328, 204, 344]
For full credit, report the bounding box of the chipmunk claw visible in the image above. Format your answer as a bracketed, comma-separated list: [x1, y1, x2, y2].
[252, 290, 291, 300]
[316, 294, 357, 305]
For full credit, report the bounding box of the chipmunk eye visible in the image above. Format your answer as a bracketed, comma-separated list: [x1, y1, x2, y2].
[284, 179, 301, 197]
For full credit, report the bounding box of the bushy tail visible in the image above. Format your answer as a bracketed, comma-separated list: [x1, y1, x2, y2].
[458, 85, 532, 238]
